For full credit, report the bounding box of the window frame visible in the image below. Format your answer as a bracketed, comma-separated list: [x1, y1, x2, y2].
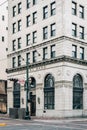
[72, 1, 77, 15]
[43, 26, 48, 40]
[50, 23, 56, 37]
[50, 1, 56, 16]
[43, 6, 48, 19]
[72, 45, 77, 58]
[18, 2, 22, 14]
[51, 45, 55, 58]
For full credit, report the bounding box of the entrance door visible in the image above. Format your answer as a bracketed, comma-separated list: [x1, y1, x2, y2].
[30, 95, 36, 116]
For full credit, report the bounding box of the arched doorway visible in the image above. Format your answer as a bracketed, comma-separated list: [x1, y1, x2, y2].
[73, 74, 83, 109]
[44, 74, 55, 109]
[13, 80, 20, 108]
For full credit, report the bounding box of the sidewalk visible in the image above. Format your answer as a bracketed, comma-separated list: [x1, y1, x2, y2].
[0, 114, 87, 123]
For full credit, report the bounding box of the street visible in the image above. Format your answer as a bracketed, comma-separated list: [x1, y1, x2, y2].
[0, 118, 87, 130]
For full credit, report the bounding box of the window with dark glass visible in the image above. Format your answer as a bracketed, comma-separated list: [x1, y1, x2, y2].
[79, 26, 84, 39]
[26, 15, 31, 27]
[33, 0, 37, 5]
[18, 2, 22, 14]
[33, 31, 37, 43]
[26, 0, 30, 9]
[43, 47, 48, 60]
[18, 37, 21, 49]
[33, 50, 37, 63]
[2, 36, 4, 42]
[79, 5, 84, 18]
[18, 20, 21, 31]
[43, 6, 48, 19]
[44, 74, 54, 109]
[18, 55, 21, 66]
[43, 26, 48, 40]
[72, 45, 77, 58]
[51, 23, 56, 37]
[26, 52, 30, 64]
[72, 1, 77, 15]
[13, 81, 20, 108]
[80, 47, 84, 60]
[13, 22, 16, 33]
[33, 12, 37, 24]
[51, 45, 55, 58]
[2, 15, 5, 21]
[51, 1, 56, 16]
[12, 40, 16, 51]
[73, 74, 83, 109]
[12, 57, 16, 68]
[13, 6, 16, 17]
[26, 33, 31, 45]
[72, 23, 77, 37]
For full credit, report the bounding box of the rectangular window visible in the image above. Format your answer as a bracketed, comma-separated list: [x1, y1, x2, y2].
[33, 50, 37, 63]
[43, 26, 48, 40]
[12, 40, 16, 51]
[79, 5, 84, 18]
[2, 36, 4, 42]
[18, 2, 22, 14]
[79, 26, 84, 39]
[43, 47, 48, 60]
[18, 37, 21, 49]
[26, 0, 30, 9]
[13, 22, 16, 33]
[51, 45, 55, 58]
[18, 20, 21, 31]
[12, 57, 16, 68]
[26, 52, 30, 64]
[51, 1, 56, 16]
[2, 15, 5, 21]
[44, 91, 54, 109]
[72, 1, 77, 15]
[26, 15, 31, 27]
[72, 23, 77, 37]
[43, 6, 48, 19]
[33, 12, 37, 24]
[26, 33, 31, 45]
[33, 0, 37, 5]
[33, 31, 37, 43]
[18, 55, 21, 66]
[51, 23, 56, 37]
[72, 45, 77, 58]
[13, 6, 16, 17]
[80, 47, 84, 60]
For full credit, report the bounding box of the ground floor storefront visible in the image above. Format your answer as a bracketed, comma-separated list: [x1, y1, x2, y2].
[7, 57, 87, 118]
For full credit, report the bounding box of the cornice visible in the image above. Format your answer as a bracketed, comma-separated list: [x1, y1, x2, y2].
[6, 55, 87, 74]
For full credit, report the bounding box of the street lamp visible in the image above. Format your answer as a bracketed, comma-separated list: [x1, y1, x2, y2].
[23, 50, 40, 119]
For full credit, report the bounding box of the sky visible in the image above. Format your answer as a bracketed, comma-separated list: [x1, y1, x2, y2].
[0, 0, 7, 4]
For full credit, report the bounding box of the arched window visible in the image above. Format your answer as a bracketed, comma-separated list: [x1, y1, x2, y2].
[73, 74, 83, 109]
[29, 77, 36, 88]
[44, 74, 54, 109]
[13, 81, 20, 108]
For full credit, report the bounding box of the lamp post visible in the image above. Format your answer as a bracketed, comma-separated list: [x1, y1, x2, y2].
[25, 57, 31, 119]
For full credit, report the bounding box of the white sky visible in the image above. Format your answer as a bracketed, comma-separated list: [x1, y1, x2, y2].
[0, 0, 7, 4]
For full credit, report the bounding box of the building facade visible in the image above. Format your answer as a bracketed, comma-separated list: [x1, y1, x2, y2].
[0, 1, 8, 113]
[7, 0, 87, 117]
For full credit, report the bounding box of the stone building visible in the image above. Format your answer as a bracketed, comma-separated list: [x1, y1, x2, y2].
[7, 0, 87, 117]
[0, 1, 8, 113]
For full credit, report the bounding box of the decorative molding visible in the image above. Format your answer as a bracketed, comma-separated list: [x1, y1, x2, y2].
[6, 55, 87, 74]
